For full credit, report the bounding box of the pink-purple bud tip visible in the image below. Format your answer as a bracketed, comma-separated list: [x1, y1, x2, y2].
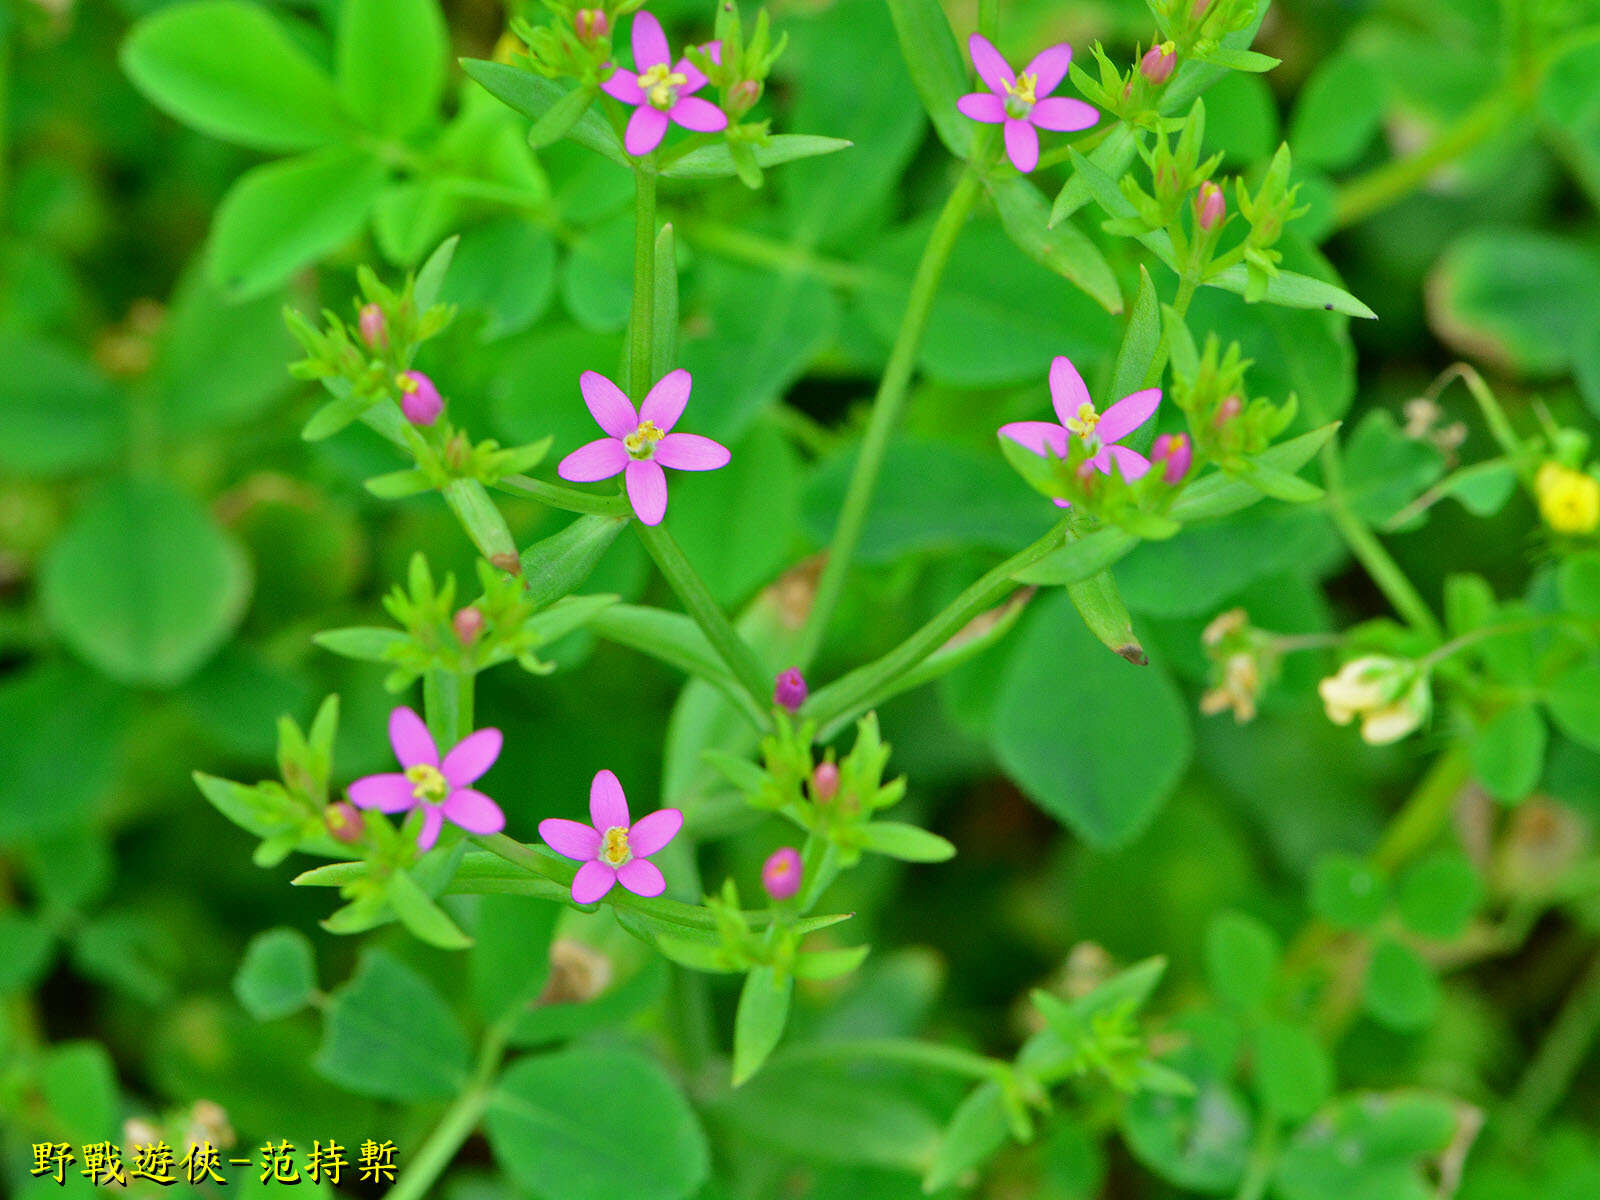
[1139, 43, 1176, 86]
[453, 606, 485, 645]
[1215, 395, 1243, 426]
[397, 370, 443, 426]
[575, 8, 608, 42]
[1196, 181, 1226, 232]
[325, 801, 364, 845]
[1151, 432, 1193, 484]
[774, 667, 807, 713]
[358, 303, 386, 349]
[762, 846, 803, 900]
[812, 761, 839, 802]
[727, 79, 763, 115]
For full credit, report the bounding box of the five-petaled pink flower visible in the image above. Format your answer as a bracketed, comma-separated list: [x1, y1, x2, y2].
[957, 34, 1098, 173]
[557, 368, 731, 526]
[601, 11, 728, 156]
[347, 707, 505, 851]
[540, 770, 684, 904]
[999, 356, 1161, 504]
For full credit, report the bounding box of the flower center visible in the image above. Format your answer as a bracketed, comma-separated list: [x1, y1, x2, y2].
[405, 764, 449, 805]
[639, 63, 687, 110]
[1003, 71, 1037, 118]
[1064, 402, 1100, 438]
[599, 826, 632, 867]
[624, 419, 665, 459]
[396, 373, 419, 394]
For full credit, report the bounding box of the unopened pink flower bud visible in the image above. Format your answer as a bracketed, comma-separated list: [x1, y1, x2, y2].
[574, 8, 608, 43]
[1214, 395, 1243, 426]
[396, 370, 442, 425]
[453, 606, 484, 645]
[762, 846, 803, 900]
[1196, 181, 1226, 231]
[358, 303, 386, 349]
[773, 667, 807, 713]
[325, 801, 364, 844]
[1192, 0, 1213, 19]
[1140, 42, 1176, 86]
[1151, 432, 1193, 484]
[812, 761, 839, 802]
[727, 79, 762, 115]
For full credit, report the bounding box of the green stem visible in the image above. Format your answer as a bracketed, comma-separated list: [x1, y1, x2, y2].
[797, 168, 983, 666]
[1232, 1117, 1279, 1200]
[1332, 90, 1519, 229]
[1503, 948, 1600, 1143]
[1372, 743, 1472, 874]
[773, 1036, 1012, 1082]
[1320, 442, 1443, 641]
[494, 473, 633, 516]
[678, 219, 878, 291]
[630, 164, 658, 396]
[423, 670, 473, 746]
[635, 522, 772, 709]
[385, 1020, 509, 1200]
[1426, 364, 1526, 471]
[806, 518, 1070, 726]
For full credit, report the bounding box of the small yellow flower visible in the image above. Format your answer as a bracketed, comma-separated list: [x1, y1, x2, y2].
[1318, 655, 1431, 745]
[1535, 461, 1600, 535]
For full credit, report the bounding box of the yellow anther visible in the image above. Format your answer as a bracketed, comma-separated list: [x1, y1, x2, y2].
[639, 63, 688, 110]
[600, 826, 633, 867]
[1065, 402, 1100, 437]
[405, 764, 449, 804]
[624, 419, 665, 458]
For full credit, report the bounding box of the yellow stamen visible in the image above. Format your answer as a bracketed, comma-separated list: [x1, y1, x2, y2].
[405, 764, 449, 804]
[396, 373, 418, 394]
[1004, 71, 1038, 106]
[1064, 402, 1100, 437]
[599, 826, 632, 867]
[639, 63, 688, 110]
[624, 419, 665, 458]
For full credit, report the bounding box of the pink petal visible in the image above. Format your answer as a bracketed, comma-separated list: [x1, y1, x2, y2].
[348, 773, 416, 813]
[558, 437, 629, 483]
[1049, 356, 1093, 426]
[1097, 387, 1161, 443]
[702, 40, 722, 66]
[1004, 118, 1039, 173]
[1105, 444, 1152, 481]
[675, 56, 708, 93]
[1023, 43, 1073, 95]
[617, 859, 666, 898]
[1053, 496, 1073, 509]
[638, 367, 692, 431]
[625, 458, 669, 525]
[540, 817, 602, 861]
[654, 433, 730, 472]
[957, 92, 1006, 123]
[669, 95, 728, 133]
[572, 860, 617, 904]
[442, 727, 502, 787]
[579, 370, 636, 437]
[443, 788, 505, 836]
[631, 10, 671, 69]
[389, 706, 437, 769]
[627, 808, 683, 856]
[416, 806, 445, 852]
[625, 104, 670, 156]
[600, 67, 645, 105]
[1030, 96, 1099, 132]
[998, 420, 1069, 458]
[968, 33, 1014, 95]
[590, 768, 630, 831]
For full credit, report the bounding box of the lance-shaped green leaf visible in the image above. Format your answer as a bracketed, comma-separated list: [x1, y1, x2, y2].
[337, 0, 447, 137]
[733, 965, 793, 1085]
[856, 821, 957, 862]
[661, 135, 855, 179]
[1113, 267, 1163, 396]
[521, 514, 629, 608]
[1012, 526, 1140, 587]
[586, 605, 738, 686]
[413, 235, 459, 312]
[1068, 567, 1147, 665]
[924, 1082, 1011, 1193]
[885, 0, 973, 156]
[1169, 422, 1340, 521]
[233, 928, 317, 1021]
[989, 175, 1122, 314]
[461, 59, 627, 165]
[387, 868, 472, 950]
[444, 478, 517, 563]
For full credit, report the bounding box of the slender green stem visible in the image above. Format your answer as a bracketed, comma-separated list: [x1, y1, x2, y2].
[1372, 743, 1471, 873]
[807, 518, 1070, 725]
[1332, 90, 1519, 229]
[678, 219, 878, 291]
[423, 670, 473, 747]
[1424, 364, 1526, 470]
[630, 164, 658, 396]
[494, 473, 632, 516]
[773, 1036, 1012, 1082]
[635, 522, 772, 709]
[385, 1019, 510, 1200]
[1320, 442, 1443, 641]
[1503, 948, 1600, 1143]
[797, 168, 983, 666]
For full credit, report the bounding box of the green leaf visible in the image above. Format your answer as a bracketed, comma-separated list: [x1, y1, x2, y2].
[1470, 703, 1546, 804]
[313, 626, 408, 663]
[1169, 423, 1341, 521]
[388, 869, 473, 949]
[733, 965, 794, 1085]
[1011, 526, 1139, 588]
[314, 948, 472, 1100]
[661, 134, 855, 180]
[0, 336, 124, 478]
[521, 514, 630, 609]
[471, 894, 560, 1024]
[1112, 267, 1162, 398]
[1206, 263, 1377, 320]
[1559, 553, 1600, 618]
[440, 216, 557, 341]
[1203, 910, 1279, 1013]
[1251, 1021, 1332, 1121]
[989, 176, 1122, 314]
[1547, 664, 1600, 752]
[1363, 937, 1440, 1031]
[487, 1047, 710, 1200]
[0, 914, 55, 995]
[233, 927, 318, 1020]
[856, 821, 957, 863]
[1122, 1077, 1253, 1193]
[38, 1042, 119, 1142]
[209, 147, 388, 299]
[336, 0, 446, 136]
[41, 477, 252, 687]
[1274, 1091, 1459, 1200]
[884, 0, 973, 156]
[461, 59, 628, 165]
[587, 604, 736, 687]
[1202, 47, 1281, 72]
[1289, 51, 1384, 170]
[792, 945, 872, 980]
[1310, 853, 1389, 931]
[1397, 850, 1483, 941]
[413, 234, 459, 312]
[120, 0, 347, 151]
[993, 592, 1192, 848]
[924, 1082, 1010, 1193]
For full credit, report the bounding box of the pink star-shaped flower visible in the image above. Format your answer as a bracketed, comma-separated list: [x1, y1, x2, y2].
[601, 11, 728, 156]
[557, 368, 730, 526]
[956, 34, 1098, 173]
[539, 770, 684, 903]
[999, 355, 1161, 505]
[347, 707, 505, 851]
